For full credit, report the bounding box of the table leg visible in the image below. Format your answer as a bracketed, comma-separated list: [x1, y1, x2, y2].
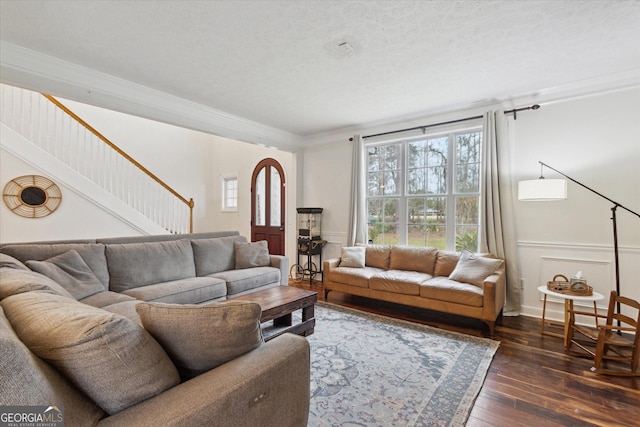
[541, 294, 548, 335]
[563, 299, 573, 348]
[302, 304, 314, 322]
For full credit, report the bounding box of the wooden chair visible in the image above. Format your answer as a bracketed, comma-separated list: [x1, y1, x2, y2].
[566, 290, 640, 376]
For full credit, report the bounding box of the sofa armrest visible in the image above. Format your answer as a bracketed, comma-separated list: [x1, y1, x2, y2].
[269, 255, 289, 286]
[323, 258, 340, 272]
[97, 333, 310, 427]
[482, 265, 506, 318]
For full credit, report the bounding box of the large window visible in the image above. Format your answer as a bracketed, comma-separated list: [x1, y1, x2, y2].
[366, 128, 482, 251]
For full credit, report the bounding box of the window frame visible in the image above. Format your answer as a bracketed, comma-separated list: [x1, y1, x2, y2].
[365, 124, 483, 251]
[221, 175, 238, 212]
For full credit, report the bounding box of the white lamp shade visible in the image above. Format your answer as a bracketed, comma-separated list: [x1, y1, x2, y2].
[518, 179, 567, 201]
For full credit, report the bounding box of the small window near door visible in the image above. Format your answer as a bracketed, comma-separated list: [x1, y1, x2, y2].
[221, 176, 238, 212]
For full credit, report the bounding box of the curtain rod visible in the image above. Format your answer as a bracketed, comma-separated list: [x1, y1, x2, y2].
[350, 104, 539, 141]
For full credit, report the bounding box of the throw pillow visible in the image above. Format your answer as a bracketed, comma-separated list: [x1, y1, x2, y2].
[448, 250, 503, 287]
[1, 292, 180, 415]
[0, 268, 75, 300]
[234, 240, 270, 269]
[26, 250, 105, 300]
[136, 301, 264, 380]
[339, 246, 366, 268]
[0, 253, 29, 270]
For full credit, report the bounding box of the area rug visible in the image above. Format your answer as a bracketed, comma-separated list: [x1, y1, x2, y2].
[306, 302, 499, 427]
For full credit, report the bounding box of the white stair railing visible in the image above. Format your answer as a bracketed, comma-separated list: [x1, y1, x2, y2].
[0, 83, 193, 234]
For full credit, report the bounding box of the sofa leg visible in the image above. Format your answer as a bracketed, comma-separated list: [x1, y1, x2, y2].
[486, 321, 495, 338]
[324, 289, 331, 300]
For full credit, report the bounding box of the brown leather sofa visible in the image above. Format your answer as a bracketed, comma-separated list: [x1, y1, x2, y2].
[323, 245, 505, 336]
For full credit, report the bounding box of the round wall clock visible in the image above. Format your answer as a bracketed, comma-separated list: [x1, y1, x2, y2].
[2, 175, 62, 218]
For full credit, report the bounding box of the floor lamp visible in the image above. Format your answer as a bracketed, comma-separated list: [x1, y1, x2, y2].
[518, 161, 640, 315]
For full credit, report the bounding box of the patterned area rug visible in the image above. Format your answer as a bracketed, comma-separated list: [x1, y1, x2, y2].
[306, 302, 499, 427]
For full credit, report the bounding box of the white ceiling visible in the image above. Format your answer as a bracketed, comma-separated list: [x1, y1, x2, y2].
[1, 0, 639, 139]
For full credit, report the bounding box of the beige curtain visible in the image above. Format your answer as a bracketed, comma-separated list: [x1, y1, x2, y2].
[481, 111, 521, 315]
[348, 135, 367, 246]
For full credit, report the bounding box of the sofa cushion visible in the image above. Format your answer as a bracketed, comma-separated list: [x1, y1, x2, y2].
[448, 251, 503, 287]
[121, 277, 227, 304]
[26, 250, 106, 300]
[420, 277, 484, 307]
[360, 244, 391, 269]
[0, 243, 109, 287]
[370, 270, 431, 295]
[434, 251, 461, 277]
[0, 267, 74, 300]
[106, 239, 196, 292]
[339, 246, 366, 268]
[326, 266, 382, 288]
[1, 292, 180, 415]
[79, 290, 137, 308]
[235, 240, 271, 269]
[211, 267, 280, 295]
[101, 300, 143, 325]
[190, 235, 247, 276]
[0, 306, 106, 424]
[389, 246, 438, 274]
[0, 253, 29, 270]
[136, 301, 264, 380]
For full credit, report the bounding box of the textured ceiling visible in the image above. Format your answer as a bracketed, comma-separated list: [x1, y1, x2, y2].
[1, 0, 639, 137]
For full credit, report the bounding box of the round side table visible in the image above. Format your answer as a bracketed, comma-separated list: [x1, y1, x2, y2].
[537, 285, 605, 347]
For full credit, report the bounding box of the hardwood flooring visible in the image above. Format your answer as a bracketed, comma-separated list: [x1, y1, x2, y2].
[289, 279, 640, 427]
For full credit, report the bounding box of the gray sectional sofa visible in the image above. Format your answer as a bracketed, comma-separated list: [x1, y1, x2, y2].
[0, 232, 310, 427]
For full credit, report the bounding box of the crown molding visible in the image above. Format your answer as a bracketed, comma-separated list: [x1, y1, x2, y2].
[300, 69, 640, 147]
[0, 41, 302, 151]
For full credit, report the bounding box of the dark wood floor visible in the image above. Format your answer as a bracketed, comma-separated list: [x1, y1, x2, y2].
[289, 279, 640, 427]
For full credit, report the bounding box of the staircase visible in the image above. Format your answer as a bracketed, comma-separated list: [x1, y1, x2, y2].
[0, 83, 193, 234]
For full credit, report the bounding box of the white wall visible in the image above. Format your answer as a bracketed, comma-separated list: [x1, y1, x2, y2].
[512, 87, 640, 320]
[0, 147, 145, 241]
[300, 86, 640, 320]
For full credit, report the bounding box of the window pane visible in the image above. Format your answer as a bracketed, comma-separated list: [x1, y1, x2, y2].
[382, 171, 400, 195]
[456, 225, 478, 252]
[270, 167, 281, 227]
[255, 168, 265, 226]
[367, 198, 399, 245]
[407, 168, 426, 194]
[428, 137, 448, 167]
[456, 196, 479, 224]
[456, 132, 480, 193]
[456, 132, 480, 163]
[427, 166, 446, 194]
[408, 140, 428, 168]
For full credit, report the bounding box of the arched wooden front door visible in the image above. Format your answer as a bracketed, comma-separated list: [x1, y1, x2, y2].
[251, 158, 285, 255]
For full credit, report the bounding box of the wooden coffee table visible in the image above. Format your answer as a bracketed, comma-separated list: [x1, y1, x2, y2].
[229, 286, 317, 342]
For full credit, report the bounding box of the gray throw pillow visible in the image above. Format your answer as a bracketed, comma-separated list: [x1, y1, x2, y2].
[234, 241, 270, 269]
[26, 250, 105, 300]
[339, 246, 366, 268]
[0, 253, 30, 270]
[136, 301, 264, 380]
[0, 267, 75, 300]
[448, 250, 503, 287]
[1, 292, 180, 415]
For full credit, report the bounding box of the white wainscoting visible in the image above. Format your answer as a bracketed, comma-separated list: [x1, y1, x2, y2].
[518, 241, 640, 322]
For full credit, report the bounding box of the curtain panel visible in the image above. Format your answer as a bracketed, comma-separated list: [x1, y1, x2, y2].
[481, 111, 521, 315]
[348, 135, 367, 246]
